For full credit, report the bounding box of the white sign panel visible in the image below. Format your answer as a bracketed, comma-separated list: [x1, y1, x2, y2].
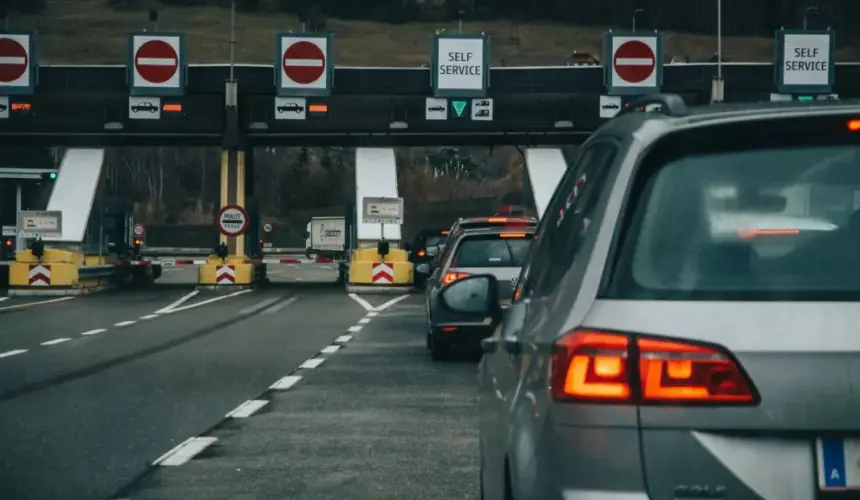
[425, 98, 447, 120]
[0, 34, 33, 92]
[433, 36, 488, 96]
[18, 210, 62, 238]
[362, 197, 404, 224]
[782, 33, 831, 87]
[599, 95, 622, 118]
[278, 35, 331, 95]
[2, 225, 15, 236]
[130, 34, 183, 92]
[129, 97, 161, 119]
[471, 98, 493, 121]
[0, 96, 8, 119]
[608, 36, 660, 92]
[274, 97, 307, 120]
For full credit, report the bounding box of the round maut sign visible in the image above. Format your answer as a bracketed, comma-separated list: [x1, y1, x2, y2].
[217, 205, 249, 236]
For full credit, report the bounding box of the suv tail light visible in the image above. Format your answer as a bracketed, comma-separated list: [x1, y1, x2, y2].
[550, 330, 757, 405]
[442, 272, 470, 285]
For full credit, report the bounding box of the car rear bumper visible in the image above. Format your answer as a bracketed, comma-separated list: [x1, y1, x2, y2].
[432, 324, 492, 348]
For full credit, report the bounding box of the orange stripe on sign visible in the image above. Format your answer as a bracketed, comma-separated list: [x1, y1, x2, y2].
[308, 104, 328, 112]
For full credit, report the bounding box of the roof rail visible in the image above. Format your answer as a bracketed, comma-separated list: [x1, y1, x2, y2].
[617, 94, 688, 117]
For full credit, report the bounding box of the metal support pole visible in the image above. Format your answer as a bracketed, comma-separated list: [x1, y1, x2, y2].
[717, 0, 722, 82]
[14, 181, 22, 252]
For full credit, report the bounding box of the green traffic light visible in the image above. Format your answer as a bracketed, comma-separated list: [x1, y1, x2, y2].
[49, 172, 57, 179]
[796, 95, 814, 102]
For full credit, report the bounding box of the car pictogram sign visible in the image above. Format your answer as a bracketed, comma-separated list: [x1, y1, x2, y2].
[0, 33, 34, 94]
[128, 33, 186, 96]
[277, 34, 332, 96]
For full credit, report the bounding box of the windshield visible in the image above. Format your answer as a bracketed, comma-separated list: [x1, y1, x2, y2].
[425, 235, 444, 247]
[613, 145, 860, 299]
[453, 235, 532, 267]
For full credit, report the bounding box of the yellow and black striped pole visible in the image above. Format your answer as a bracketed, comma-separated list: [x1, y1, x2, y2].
[219, 149, 246, 257]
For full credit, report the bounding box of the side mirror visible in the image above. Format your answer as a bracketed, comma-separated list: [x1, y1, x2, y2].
[416, 263, 430, 275]
[439, 274, 502, 324]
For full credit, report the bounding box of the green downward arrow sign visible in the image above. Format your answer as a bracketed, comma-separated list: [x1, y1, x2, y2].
[451, 100, 467, 117]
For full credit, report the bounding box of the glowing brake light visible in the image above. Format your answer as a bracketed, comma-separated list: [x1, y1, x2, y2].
[441, 230, 449, 235]
[487, 217, 508, 223]
[442, 272, 470, 285]
[847, 119, 860, 131]
[417, 249, 426, 257]
[499, 233, 527, 238]
[550, 330, 757, 404]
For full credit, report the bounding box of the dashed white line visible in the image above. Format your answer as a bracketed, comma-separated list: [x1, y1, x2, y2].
[225, 399, 269, 418]
[366, 311, 379, 317]
[114, 320, 137, 327]
[347, 293, 375, 312]
[262, 296, 298, 314]
[80, 328, 106, 336]
[140, 314, 159, 320]
[335, 335, 353, 343]
[347, 325, 363, 333]
[0, 296, 74, 312]
[167, 289, 252, 313]
[357, 317, 371, 324]
[269, 375, 302, 390]
[40, 338, 71, 346]
[0, 349, 27, 359]
[300, 358, 325, 369]
[0, 297, 8, 303]
[320, 345, 341, 354]
[152, 436, 218, 466]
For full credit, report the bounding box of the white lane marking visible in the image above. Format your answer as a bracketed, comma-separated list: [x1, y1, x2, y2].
[81, 328, 106, 336]
[366, 311, 379, 317]
[270, 375, 301, 390]
[262, 296, 298, 314]
[114, 320, 137, 327]
[375, 295, 410, 311]
[357, 317, 371, 324]
[155, 290, 199, 314]
[225, 399, 269, 418]
[300, 358, 325, 369]
[321, 345, 340, 354]
[140, 314, 159, 320]
[0, 296, 74, 312]
[238, 296, 280, 315]
[335, 335, 352, 343]
[347, 325, 362, 333]
[348, 293, 375, 312]
[152, 436, 218, 467]
[40, 337, 71, 346]
[167, 289, 252, 313]
[0, 297, 8, 303]
[0, 349, 27, 358]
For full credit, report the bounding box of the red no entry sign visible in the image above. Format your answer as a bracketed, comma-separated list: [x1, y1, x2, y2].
[135, 39, 179, 84]
[0, 37, 28, 83]
[283, 40, 326, 85]
[613, 40, 656, 84]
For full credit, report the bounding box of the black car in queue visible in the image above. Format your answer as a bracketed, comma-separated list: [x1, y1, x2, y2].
[423, 224, 535, 360]
[408, 228, 449, 288]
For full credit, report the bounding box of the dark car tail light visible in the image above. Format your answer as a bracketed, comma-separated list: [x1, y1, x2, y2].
[550, 330, 757, 405]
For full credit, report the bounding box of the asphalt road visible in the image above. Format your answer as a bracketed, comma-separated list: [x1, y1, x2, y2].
[0, 285, 429, 500]
[117, 294, 479, 500]
[157, 261, 339, 285]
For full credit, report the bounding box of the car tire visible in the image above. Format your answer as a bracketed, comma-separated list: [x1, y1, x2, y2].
[429, 331, 452, 361]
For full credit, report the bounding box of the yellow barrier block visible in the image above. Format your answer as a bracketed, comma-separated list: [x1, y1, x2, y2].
[348, 248, 413, 286]
[84, 254, 107, 266]
[199, 255, 253, 286]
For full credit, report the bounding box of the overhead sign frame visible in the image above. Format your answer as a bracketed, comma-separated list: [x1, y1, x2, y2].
[0, 31, 37, 95]
[362, 197, 404, 224]
[431, 34, 490, 98]
[127, 32, 187, 97]
[217, 204, 250, 237]
[18, 210, 62, 238]
[774, 29, 835, 95]
[603, 31, 663, 96]
[275, 33, 334, 97]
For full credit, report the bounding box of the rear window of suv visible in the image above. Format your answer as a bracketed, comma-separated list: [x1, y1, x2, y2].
[453, 235, 532, 268]
[610, 140, 860, 299]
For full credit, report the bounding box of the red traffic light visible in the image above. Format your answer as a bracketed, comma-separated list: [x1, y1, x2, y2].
[3, 239, 11, 247]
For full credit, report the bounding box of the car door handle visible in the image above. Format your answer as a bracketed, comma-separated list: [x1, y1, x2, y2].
[480, 337, 499, 354]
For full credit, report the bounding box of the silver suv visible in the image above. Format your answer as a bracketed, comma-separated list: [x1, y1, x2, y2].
[436, 94, 860, 500]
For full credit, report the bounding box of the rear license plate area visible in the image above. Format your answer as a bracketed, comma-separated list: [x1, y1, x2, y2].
[816, 438, 860, 499]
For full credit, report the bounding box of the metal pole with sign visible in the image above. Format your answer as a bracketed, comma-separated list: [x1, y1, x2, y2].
[361, 197, 404, 263]
[17, 210, 62, 239]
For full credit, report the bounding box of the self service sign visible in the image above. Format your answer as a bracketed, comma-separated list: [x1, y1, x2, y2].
[432, 34, 490, 98]
[775, 29, 835, 94]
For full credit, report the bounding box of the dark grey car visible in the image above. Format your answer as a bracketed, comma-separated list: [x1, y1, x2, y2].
[424, 226, 533, 360]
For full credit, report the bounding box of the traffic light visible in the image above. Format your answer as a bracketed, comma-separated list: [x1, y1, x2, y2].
[133, 238, 142, 256]
[40, 171, 57, 181]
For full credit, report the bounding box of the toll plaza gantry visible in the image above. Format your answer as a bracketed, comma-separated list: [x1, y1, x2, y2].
[2, 27, 859, 293]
